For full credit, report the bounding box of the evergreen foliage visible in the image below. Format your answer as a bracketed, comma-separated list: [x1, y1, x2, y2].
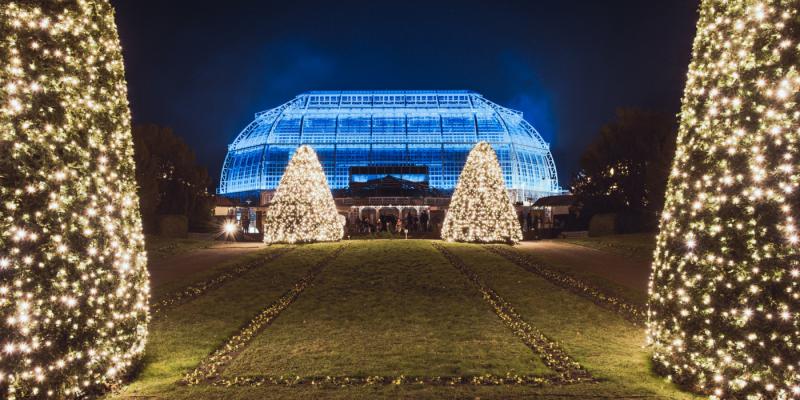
[0, 1, 149, 398]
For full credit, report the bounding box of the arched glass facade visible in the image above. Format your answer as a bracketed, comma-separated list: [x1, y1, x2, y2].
[218, 90, 562, 203]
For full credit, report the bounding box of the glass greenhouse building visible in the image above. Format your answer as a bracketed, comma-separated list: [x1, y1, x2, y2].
[218, 90, 562, 204]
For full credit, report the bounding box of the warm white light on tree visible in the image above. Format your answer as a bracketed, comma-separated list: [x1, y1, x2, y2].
[441, 141, 522, 244]
[0, 1, 149, 399]
[648, 1, 800, 399]
[263, 145, 343, 244]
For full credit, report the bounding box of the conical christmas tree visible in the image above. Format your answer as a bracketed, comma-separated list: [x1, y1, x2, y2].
[648, 1, 800, 398]
[0, 1, 149, 399]
[263, 145, 343, 244]
[442, 142, 522, 244]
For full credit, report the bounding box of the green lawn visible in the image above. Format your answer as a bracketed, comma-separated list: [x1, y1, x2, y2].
[225, 241, 550, 378]
[113, 239, 697, 400]
[561, 232, 657, 261]
[503, 244, 650, 308]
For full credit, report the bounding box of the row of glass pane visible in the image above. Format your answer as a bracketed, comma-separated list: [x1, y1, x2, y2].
[221, 143, 546, 194]
[304, 94, 472, 108]
[245, 114, 510, 145]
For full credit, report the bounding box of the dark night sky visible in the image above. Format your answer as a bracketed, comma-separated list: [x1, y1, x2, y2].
[110, 0, 698, 186]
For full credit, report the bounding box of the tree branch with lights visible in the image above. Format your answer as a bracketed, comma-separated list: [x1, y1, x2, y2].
[441, 142, 522, 244]
[262, 145, 343, 244]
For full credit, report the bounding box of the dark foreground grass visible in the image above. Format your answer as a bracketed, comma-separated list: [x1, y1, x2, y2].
[114, 243, 341, 397]
[145, 234, 213, 261]
[148, 245, 290, 299]
[224, 240, 550, 378]
[562, 233, 657, 261]
[112, 240, 697, 400]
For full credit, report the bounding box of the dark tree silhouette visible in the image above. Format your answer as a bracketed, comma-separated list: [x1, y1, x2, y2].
[132, 124, 213, 232]
[570, 108, 677, 231]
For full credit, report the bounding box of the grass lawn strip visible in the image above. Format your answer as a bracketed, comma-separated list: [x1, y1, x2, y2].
[182, 244, 348, 385]
[113, 243, 339, 398]
[151, 247, 295, 315]
[447, 243, 699, 399]
[485, 245, 645, 325]
[214, 240, 557, 387]
[432, 242, 593, 384]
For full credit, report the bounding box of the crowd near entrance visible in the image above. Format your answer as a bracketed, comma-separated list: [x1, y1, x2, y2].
[352, 206, 439, 234]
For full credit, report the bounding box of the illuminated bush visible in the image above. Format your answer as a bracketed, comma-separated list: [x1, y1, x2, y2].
[0, 1, 149, 398]
[648, 1, 800, 398]
[263, 145, 343, 244]
[442, 142, 521, 244]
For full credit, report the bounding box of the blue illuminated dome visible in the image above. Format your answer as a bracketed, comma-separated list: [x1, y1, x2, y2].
[218, 90, 562, 203]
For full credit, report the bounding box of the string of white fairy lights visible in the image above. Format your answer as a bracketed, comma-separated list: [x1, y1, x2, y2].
[648, 1, 800, 398]
[442, 142, 522, 244]
[262, 145, 343, 245]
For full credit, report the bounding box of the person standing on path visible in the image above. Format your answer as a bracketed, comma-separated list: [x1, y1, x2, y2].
[526, 210, 533, 233]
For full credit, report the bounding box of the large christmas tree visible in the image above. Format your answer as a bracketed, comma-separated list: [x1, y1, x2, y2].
[263, 145, 343, 244]
[648, 1, 800, 398]
[0, 1, 149, 398]
[442, 142, 521, 244]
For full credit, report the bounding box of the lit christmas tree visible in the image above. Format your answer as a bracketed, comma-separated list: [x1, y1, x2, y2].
[441, 142, 522, 244]
[648, 1, 800, 398]
[263, 145, 343, 244]
[0, 1, 149, 399]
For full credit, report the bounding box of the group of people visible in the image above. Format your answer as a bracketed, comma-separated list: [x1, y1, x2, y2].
[356, 210, 433, 234]
[519, 209, 544, 233]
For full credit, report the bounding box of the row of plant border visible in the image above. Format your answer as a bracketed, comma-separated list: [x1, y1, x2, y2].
[484, 245, 646, 326]
[182, 243, 349, 385]
[151, 246, 294, 315]
[213, 373, 562, 387]
[432, 242, 594, 385]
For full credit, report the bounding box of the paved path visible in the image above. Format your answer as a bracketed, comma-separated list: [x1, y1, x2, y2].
[148, 242, 265, 289]
[514, 240, 651, 294]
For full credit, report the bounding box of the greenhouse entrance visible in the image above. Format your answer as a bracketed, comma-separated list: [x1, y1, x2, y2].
[352, 205, 432, 234]
[349, 165, 429, 189]
[336, 167, 447, 236]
